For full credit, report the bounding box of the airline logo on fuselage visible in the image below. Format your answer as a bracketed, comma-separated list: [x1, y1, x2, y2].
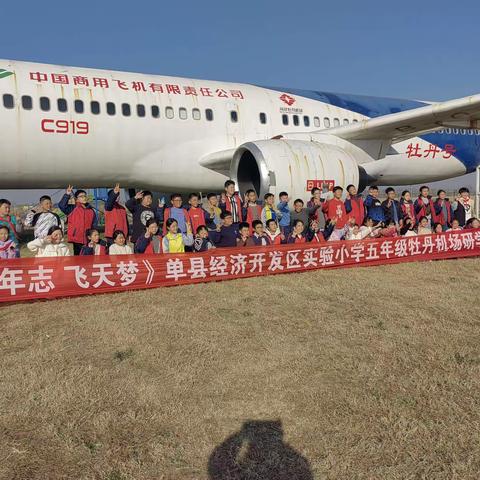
[0, 69, 13, 79]
[279, 93, 295, 106]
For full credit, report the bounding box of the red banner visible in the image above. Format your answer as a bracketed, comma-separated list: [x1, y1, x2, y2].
[1, 230, 480, 303]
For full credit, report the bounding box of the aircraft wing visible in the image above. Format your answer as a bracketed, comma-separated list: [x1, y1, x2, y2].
[322, 93, 480, 158]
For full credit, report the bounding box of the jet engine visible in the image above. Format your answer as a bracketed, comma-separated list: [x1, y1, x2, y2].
[230, 138, 369, 199]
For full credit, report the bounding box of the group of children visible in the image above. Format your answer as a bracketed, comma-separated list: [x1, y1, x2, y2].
[0, 181, 478, 259]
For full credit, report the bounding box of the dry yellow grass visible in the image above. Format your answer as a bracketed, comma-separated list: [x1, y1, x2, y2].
[1, 257, 480, 480]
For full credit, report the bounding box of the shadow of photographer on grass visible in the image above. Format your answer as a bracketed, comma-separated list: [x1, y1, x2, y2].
[208, 420, 313, 480]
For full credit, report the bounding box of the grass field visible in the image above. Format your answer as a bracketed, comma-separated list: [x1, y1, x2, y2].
[1, 257, 480, 480]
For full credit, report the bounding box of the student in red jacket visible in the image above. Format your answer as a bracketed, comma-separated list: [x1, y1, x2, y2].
[287, 219, 307, 243]
[433, 189, 453, 230]
[265, 219, 284, 245]
[322, 186, 348, 228]
[400, 190, 415, 222]
[59, 185, 97, 255]
[345, 184, 365, 226]
[414, 186, 435, 225]
[104, 183, 128, 244]
[186, 193, 206, 234]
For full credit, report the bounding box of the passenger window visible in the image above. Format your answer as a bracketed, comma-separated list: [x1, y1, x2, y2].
[313, 116, 320, 127]
[74, 99, 84, 113]
[259, 112, 267, 124]
[282, 114, 289, 125]
[333, 118, 340, 127]
[91, 101, 100, 115]
[3, 94, 14, 109]
[293, 115, 299, 126]
[192, 108, 201, 120]
[179, 107, 187, 120]
[21, 95, 32, 110]
[166, 106, 174, 119]
[122, 103, 131, 116]
[106, 102, 116, 116]
[40, 96, 50, 111]
[324, 117, 331, 128]
[303, 116, 310, 127]
[57, 98, 68, 112]
[151, 105, 160, 118]
[343, 119, 349, 125]
[205, 108, 214, 121]
[137, 104, 146, 117]
[353, 119, 358, 123]
[230, 110, 238, 123]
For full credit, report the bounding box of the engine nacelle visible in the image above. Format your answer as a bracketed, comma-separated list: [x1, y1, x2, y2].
[230, 139, 362, 200]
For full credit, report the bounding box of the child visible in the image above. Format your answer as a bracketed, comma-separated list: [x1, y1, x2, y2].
[212, 212, 239, 247]
[251, 220, 269, 246]
[162, 218, 193, 253]
[59, 186, 97, 255]
[307, 187, 324, 225]
[163, 193, 190, 234]
[433, 223, 443, 234]
[80, 228, 108, 255]
[135, 219, 163, 254]
[277, 191, 291, 237]
[24, 195, 62, 239]
[0, 225, 18, 259]
[400, 190, 415, 222]
[417, 216, 432, 235]
[290, 199, 309, 234]
[236, 222, 253, 247]
[287, 220, 307, 243]
[219, 180, 243, 224]
[345, 184, 365, 226]
[364, 186, 385, 224]
[108, 230, 133, 255]
[203, 193, 222, 233]
[125, 190, 163, 244]
[322, 186, 348, 228]
[186, 193, 206, 234]
[378, 220, 399, 238]
[346, 224, 362, 240]
[27, 226, 70, 257]
[0, 198, 19, 249]
[381, 188, 402, 226]
[194, 225, 216, 252]
[433, 190, 453, 230]
[414, 186, 435, 225]
[104, 183, 129, 244]
[359, 217, 382, 239]
[307, 220, 326, 243]
[327, 217, 356, 241]
[446, 219, 462, 232]
[453, 187, 475, 227]
[400, 218, 417, 237]
[242, 189, 262, 233]
[465, 218, 480, 229]
[265, 219, 284, 245]
[261, 193, 279, 227]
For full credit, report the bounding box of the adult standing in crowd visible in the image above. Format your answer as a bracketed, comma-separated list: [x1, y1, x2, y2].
[59, 185, 97, 255]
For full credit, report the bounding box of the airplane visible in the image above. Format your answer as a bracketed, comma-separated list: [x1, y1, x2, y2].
[1, 59, 480, 202]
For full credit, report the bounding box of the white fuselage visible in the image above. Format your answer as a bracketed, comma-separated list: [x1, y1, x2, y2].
[0, 60, 468, 192]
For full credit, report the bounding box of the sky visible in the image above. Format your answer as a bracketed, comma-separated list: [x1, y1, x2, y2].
[1, 0, 480, 203]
